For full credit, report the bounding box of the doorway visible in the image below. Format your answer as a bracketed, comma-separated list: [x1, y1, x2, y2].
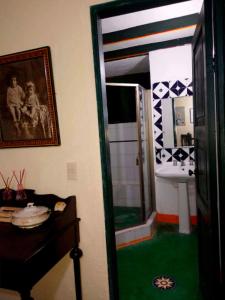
[90, 0, 224, 299]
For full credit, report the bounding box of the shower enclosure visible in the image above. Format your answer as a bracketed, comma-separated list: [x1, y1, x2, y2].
[106, 83, 153, 231]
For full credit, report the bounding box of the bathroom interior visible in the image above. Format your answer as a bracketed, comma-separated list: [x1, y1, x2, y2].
[101, 0, 203, 299]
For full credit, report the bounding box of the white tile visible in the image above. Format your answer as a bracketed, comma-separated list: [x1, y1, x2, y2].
[115, 127, 137, 141]
[128, 167, 140, 181]
[133, 225, 149, 240]
[115, 212, 157, 246]
[111, 167, 120, 181]
[119, 142, 138, 154]
[108, 124, 117, 129]
[110, 153, 134, 168]
[127, 127, 138, 140]
[108, 123, 138, 142]
[109, 143, 116, 155]
[123, 231, 136, 243]
[127, 123, 137, 129]
[120, 167, 129, 181]
[117, 154, 132, 168]
[115, 234, 124, 245]
[111, 166, 140, 183]
[112, 186, 119, 204]
[108, 129, 116, 141]
[125, 198, 141, 207]
[118, 167, 133, 182]
[127, 185, 141, 202]
[109, 154, 117, 167]
[117, 123, 128, 129]
[114, 184, 127, 200]
[112, 182, 141, 207]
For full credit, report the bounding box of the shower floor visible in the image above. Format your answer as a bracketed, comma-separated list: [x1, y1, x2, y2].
[114, 206, 142, 231]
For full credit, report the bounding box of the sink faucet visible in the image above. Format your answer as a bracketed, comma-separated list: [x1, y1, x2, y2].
[189, 159, 194, 166]
[180, 159, 185, 166]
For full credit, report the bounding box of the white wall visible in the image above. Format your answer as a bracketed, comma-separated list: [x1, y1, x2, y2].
[149, 44, 192, 83]
[0, 0, 111, 299]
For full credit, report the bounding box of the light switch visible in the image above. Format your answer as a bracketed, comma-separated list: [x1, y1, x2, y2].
[67, 162, 77, 180]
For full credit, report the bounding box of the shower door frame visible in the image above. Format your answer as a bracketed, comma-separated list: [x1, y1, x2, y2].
[136, 84, 154, 221]
[135, 84, 146, 222]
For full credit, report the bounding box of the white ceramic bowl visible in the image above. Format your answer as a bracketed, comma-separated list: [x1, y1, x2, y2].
[12, 203, 50, 229]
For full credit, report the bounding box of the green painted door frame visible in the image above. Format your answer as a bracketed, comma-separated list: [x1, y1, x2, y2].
[90, 1, 205, 299]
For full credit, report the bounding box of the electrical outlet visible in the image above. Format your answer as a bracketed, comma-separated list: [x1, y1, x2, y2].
[67, 162, 77, 181]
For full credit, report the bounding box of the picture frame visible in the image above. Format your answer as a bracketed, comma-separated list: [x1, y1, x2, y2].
[189, 108, 194, 123]
[0, 47, 60, 148]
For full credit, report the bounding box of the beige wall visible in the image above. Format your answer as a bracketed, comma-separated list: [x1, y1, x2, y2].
[0, 0, 110, 299]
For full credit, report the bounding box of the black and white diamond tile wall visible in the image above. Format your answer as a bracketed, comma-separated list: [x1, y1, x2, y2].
[161, 148, 173, 162]
[172, 148, 189, 162]
[155, 148, 162, 164]
[153, 99, 163, 148]
[155, 133, 163, 148]
[153, 82, 170, 99]
[153, 99, 162, 115]
[152, 78, 193, 153]
[169, 79, 193, 98]
[156, 147, 195, 164]
[153, 78, 193, 101]
[170, 80, 186, 97]
[189, 147, 195, 161]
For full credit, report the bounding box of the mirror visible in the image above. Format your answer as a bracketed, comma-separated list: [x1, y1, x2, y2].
[162, 96, 194, 148]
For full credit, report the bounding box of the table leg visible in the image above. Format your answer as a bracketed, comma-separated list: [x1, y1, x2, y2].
[70, 247, 83, 300]
[19, 290, 34, 300]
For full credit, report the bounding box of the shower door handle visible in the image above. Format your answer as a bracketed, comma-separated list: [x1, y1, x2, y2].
[136, 157, 139, 165]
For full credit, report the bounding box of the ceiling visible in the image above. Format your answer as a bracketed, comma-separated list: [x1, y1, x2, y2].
[105, 55, 149, 78]
[102, 0, 203, 78]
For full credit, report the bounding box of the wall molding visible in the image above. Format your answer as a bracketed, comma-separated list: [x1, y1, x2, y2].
[156, 213, 197, 225]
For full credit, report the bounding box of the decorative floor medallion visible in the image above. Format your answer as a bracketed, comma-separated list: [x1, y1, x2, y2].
[152, 275, 176, 290]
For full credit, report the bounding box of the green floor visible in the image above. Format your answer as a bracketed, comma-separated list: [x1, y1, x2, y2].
[114, 206, 142, 230]
[117, 223, 202, 300]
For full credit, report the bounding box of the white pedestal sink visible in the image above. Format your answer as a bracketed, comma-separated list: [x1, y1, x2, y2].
[155, 163, 195, 234]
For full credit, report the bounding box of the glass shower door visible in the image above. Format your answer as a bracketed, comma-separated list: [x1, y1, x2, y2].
[106, 83, 152, 230]
[106, 83, 142, 230]
[136, 85, 152, 221]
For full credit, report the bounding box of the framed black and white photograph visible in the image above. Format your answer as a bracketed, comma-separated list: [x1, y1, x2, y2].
[0, 47, 60, 148]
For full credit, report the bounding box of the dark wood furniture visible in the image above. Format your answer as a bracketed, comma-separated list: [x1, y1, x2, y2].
[0, 190, 82, 300]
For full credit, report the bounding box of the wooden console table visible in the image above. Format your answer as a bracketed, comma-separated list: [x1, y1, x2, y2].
[0, 191, 82, 300]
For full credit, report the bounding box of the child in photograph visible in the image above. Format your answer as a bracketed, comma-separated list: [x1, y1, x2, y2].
[22, 81, 40, 127]
[7, 75, 25, 122]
